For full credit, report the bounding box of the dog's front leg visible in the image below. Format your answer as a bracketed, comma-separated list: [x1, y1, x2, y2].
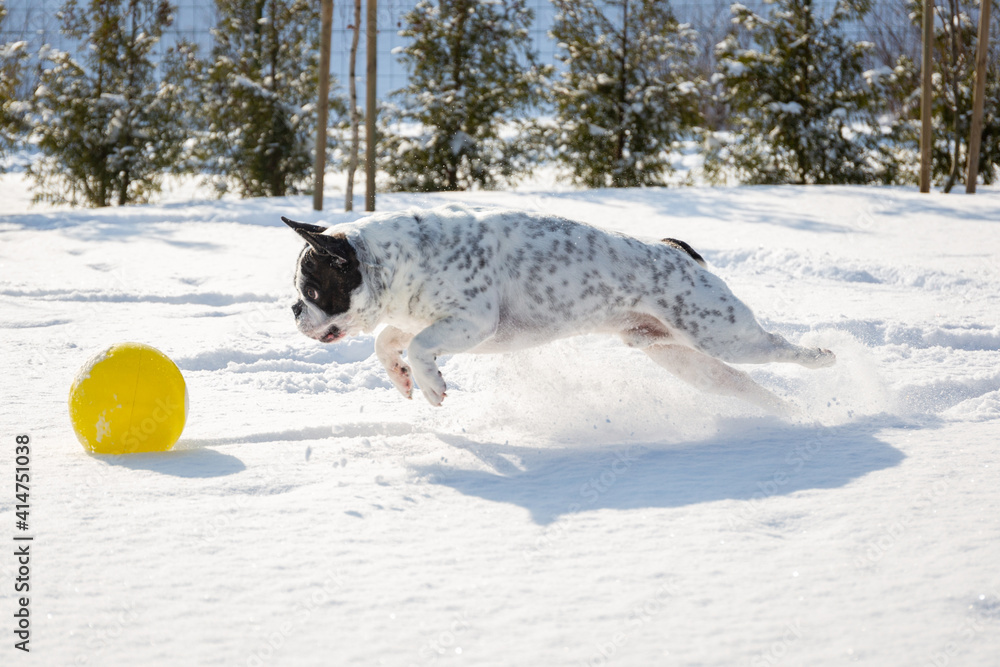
[407, 317, 495, 406]
[375, 326, 415, 399]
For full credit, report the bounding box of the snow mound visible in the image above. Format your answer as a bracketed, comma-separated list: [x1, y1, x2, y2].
[708, 247, 979, 291]
[942, 389, 1000, 422]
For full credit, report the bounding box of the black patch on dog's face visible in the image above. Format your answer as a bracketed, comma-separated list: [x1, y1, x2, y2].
[295, 237, 363, 317]
[283, 217, 364, 322]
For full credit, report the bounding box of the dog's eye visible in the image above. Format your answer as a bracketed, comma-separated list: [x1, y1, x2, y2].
[306, 288, 320, 301]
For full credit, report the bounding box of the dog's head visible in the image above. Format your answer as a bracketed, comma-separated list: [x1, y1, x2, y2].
[283, 217, 364, 343]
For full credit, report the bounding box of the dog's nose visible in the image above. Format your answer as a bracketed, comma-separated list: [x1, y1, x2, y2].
[291, 301, 303, 317]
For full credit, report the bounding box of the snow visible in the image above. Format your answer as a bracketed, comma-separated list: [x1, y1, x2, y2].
[720, 59, 746, 77]
[70, 345, 113, 387]
[863, 66, 895, 84]
[1, 174, 999, 666]
[676, 81, 696, 95]
[0, 40, 26, 58]
[767, 101, 803, 115]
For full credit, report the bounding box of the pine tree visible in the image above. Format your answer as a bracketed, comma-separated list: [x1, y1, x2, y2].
[191, 0, 343, 198]
[0, 1, 28, 170]
[23, 0, 185, 206]
[550, 0, 702, 188]
[385, 0, 550, 192]
[708, 0, 899, 185]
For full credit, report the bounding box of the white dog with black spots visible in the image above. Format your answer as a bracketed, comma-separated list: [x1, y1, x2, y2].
[285, 203, 834, 412]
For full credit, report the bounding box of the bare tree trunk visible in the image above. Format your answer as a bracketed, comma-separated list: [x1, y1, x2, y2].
[920, 0, 934, 193]
[345, 0, 362, 211]
[365, 0, 377, 211]
[943, 0, 964, 193]
[313, 0, 334, 210]
[966, 0, 992, 193]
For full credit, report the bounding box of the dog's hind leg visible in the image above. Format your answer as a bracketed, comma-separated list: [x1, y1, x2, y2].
[651, 290, 835, 369]
[642, 344, 794, 415]
[375, 326, 415, 399]
[713, 329, 836, 370]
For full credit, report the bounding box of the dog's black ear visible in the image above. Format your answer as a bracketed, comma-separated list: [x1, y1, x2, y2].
[307, 234, 352, 267]
[282, 217, 350, 266]
[282, 216, 328, 236]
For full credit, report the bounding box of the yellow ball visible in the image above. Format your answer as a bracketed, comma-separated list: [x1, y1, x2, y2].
[68, 343, 188, 454]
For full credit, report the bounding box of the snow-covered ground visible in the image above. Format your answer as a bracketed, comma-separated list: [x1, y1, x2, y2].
[1, 174, 999, 666]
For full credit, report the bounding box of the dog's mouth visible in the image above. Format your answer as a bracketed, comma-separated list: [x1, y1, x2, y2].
[319, 324, 344, 343]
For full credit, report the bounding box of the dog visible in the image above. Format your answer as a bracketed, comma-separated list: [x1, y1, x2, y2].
[284, 204, 834, 413]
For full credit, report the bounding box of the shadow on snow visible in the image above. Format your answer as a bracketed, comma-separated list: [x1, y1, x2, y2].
[93, 446, 246, 478]
[412, 416, 907, 525]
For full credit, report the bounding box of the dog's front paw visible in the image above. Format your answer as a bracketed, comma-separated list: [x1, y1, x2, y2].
[412, 365, 447, 407]
[811, 348, 836, 369]
[387, 362, 414, 399]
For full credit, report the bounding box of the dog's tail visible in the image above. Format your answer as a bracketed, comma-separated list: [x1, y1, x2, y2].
[662, 238, 707, 268]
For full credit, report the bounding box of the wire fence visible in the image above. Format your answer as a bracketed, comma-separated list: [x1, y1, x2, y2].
[1, 0, 920, 98]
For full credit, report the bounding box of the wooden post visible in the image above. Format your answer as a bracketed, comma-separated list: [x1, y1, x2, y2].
[966, 0, 992, 193]
[365, 0, 377, 212]
[313, 0, 334, 211]
[920, 0, 935, 193]
[345, 0, 362, 211]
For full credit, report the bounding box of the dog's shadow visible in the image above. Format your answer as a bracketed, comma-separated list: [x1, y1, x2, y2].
[413, 418, 907, 525]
